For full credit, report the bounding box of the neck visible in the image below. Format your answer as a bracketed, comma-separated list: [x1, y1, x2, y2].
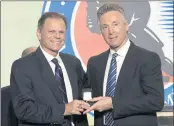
[40, 45, 58, 57]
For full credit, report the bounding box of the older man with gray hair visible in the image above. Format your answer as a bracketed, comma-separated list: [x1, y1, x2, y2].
[84, 3, 164, 126]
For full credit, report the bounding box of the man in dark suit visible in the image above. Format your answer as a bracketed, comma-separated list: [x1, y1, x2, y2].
[84, 3, 164, 126]
[1, 86, 18, 126]
[1, 47, 37, 126]
[10, 12, 89, 126]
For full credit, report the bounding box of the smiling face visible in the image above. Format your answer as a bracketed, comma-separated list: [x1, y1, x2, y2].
[99, 11, 129, 51]
[37, 18, 66, 56]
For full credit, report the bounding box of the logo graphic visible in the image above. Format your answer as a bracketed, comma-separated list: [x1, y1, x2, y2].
[159, 1, 173, 108]
[42, 1, 173, 114]
[164, 83, 173, 106]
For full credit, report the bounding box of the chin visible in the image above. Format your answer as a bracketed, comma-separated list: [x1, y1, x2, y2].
[110, 45, 119, 49]
[53, 46, 61, 51]
[51, 49, 59, 53]
[55, 49, 59, 53]
[108, 42, 118, 47]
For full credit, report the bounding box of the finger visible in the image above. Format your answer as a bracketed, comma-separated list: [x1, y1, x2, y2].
[73, 100, 90, 108]
[83, 107, 93, 114]
[72, 108, 82, 115]
[83, 105, 95, 114]
[76, 107, 84, 112]
[71, 109, 81, 115]
[89, 96, 103, 101]
[74, 111, 81, 115]
[80, 104, 90, 110]
[78, 100, 90, 107]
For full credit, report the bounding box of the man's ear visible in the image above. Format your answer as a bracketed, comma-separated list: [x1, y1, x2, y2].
[125, 22, 129, 31]
[126, 25, 129, 31]
[36, 29, 41, 41]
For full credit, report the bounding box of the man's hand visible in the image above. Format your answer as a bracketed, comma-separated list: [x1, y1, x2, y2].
[83, 96, 113, 114]
[64, 100, 90, 115]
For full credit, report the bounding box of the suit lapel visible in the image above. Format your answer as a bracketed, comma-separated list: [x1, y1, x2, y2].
[35, 48, 63, 103]
[115, 42, 138, 95]
[97, 50, 110, 96]
[60, 53, 78, 99]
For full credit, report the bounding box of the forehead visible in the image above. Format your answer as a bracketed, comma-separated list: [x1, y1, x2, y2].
[43, 18, 66, 29]
[99, 11, 122, 24]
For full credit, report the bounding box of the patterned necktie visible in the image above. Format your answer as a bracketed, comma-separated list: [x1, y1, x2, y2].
[105, 53, 117, 126]
[52, 58, 72, 126]
[52, 58, 68, 103]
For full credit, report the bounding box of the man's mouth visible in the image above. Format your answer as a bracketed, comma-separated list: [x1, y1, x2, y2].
[52, 40, 61, 43]
[109, 36, 117, 40]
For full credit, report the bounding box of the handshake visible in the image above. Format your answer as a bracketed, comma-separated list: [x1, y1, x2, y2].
[64, 96, 113, 115]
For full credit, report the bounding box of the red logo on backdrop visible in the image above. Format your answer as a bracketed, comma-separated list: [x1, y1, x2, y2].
[73, 2, 108, 66]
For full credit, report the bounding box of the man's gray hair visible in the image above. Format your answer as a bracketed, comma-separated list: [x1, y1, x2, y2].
[97, 3, 127, 23]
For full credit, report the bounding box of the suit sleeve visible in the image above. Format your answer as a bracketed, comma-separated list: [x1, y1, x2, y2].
[75, 59, 88, 126]
[112, 53, 164, 119]
[10, 61, 65, 124]
[84, 57, 93, 89]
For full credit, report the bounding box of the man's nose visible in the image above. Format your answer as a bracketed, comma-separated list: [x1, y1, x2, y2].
[108, 27, 114, 35]
[54, 32, 60, 39]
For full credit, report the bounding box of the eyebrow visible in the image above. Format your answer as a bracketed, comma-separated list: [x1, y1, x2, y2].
[112, 21, 119, 24]
[102, 24, 108, 26]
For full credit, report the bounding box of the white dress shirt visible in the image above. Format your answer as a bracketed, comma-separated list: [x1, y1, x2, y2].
[40, 46, 74, 126]
[103, 39, 131, 124]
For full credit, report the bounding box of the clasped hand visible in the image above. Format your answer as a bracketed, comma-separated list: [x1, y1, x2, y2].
[83, 96, 113, 114]
[64, 97, 112, 115]
[64, 100, 90, 115]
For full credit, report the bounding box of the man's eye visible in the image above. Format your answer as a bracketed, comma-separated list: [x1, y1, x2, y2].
[113, 23, 118, 26]
[102, 26, 107, 29]
[49, 31, 55, 33]
[59, 31, 65, 34]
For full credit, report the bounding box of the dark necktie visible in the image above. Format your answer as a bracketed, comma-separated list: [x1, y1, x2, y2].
[52, 58, 68, 103]
[52, 58, 72, 126]
[105, 53, 117, 126]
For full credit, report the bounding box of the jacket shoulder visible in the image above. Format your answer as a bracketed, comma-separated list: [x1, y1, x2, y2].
[88, 50, 109, 63]
[11, 52, 37, 72]
[135, 45, 160, 59]
[60, 53, 81, 63]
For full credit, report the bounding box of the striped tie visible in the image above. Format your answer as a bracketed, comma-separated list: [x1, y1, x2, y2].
[52, 58, 68, 103]
[105, 53, 117, 126]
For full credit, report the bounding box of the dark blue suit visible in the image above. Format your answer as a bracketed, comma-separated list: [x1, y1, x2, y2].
[87, 42, 164, 126]
[1, 86, 18, 126]
[10, 47, 88, 126]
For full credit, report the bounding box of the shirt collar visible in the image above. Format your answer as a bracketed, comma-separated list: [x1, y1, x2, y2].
[110, 39, 130, 57]
[40, 45, 61, 63]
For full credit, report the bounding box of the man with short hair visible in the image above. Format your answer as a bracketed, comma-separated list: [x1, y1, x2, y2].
[10, 12, 89, 126]
[84, 3, 164, 126]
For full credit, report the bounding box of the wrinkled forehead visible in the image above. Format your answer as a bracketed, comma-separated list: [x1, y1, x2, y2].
[99, 11, 123, 24]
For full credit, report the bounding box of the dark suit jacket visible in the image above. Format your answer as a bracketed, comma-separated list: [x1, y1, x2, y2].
[10, 47, 88, 126]
[87, 42, 164, 126]
[1, 86, 18, 126]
